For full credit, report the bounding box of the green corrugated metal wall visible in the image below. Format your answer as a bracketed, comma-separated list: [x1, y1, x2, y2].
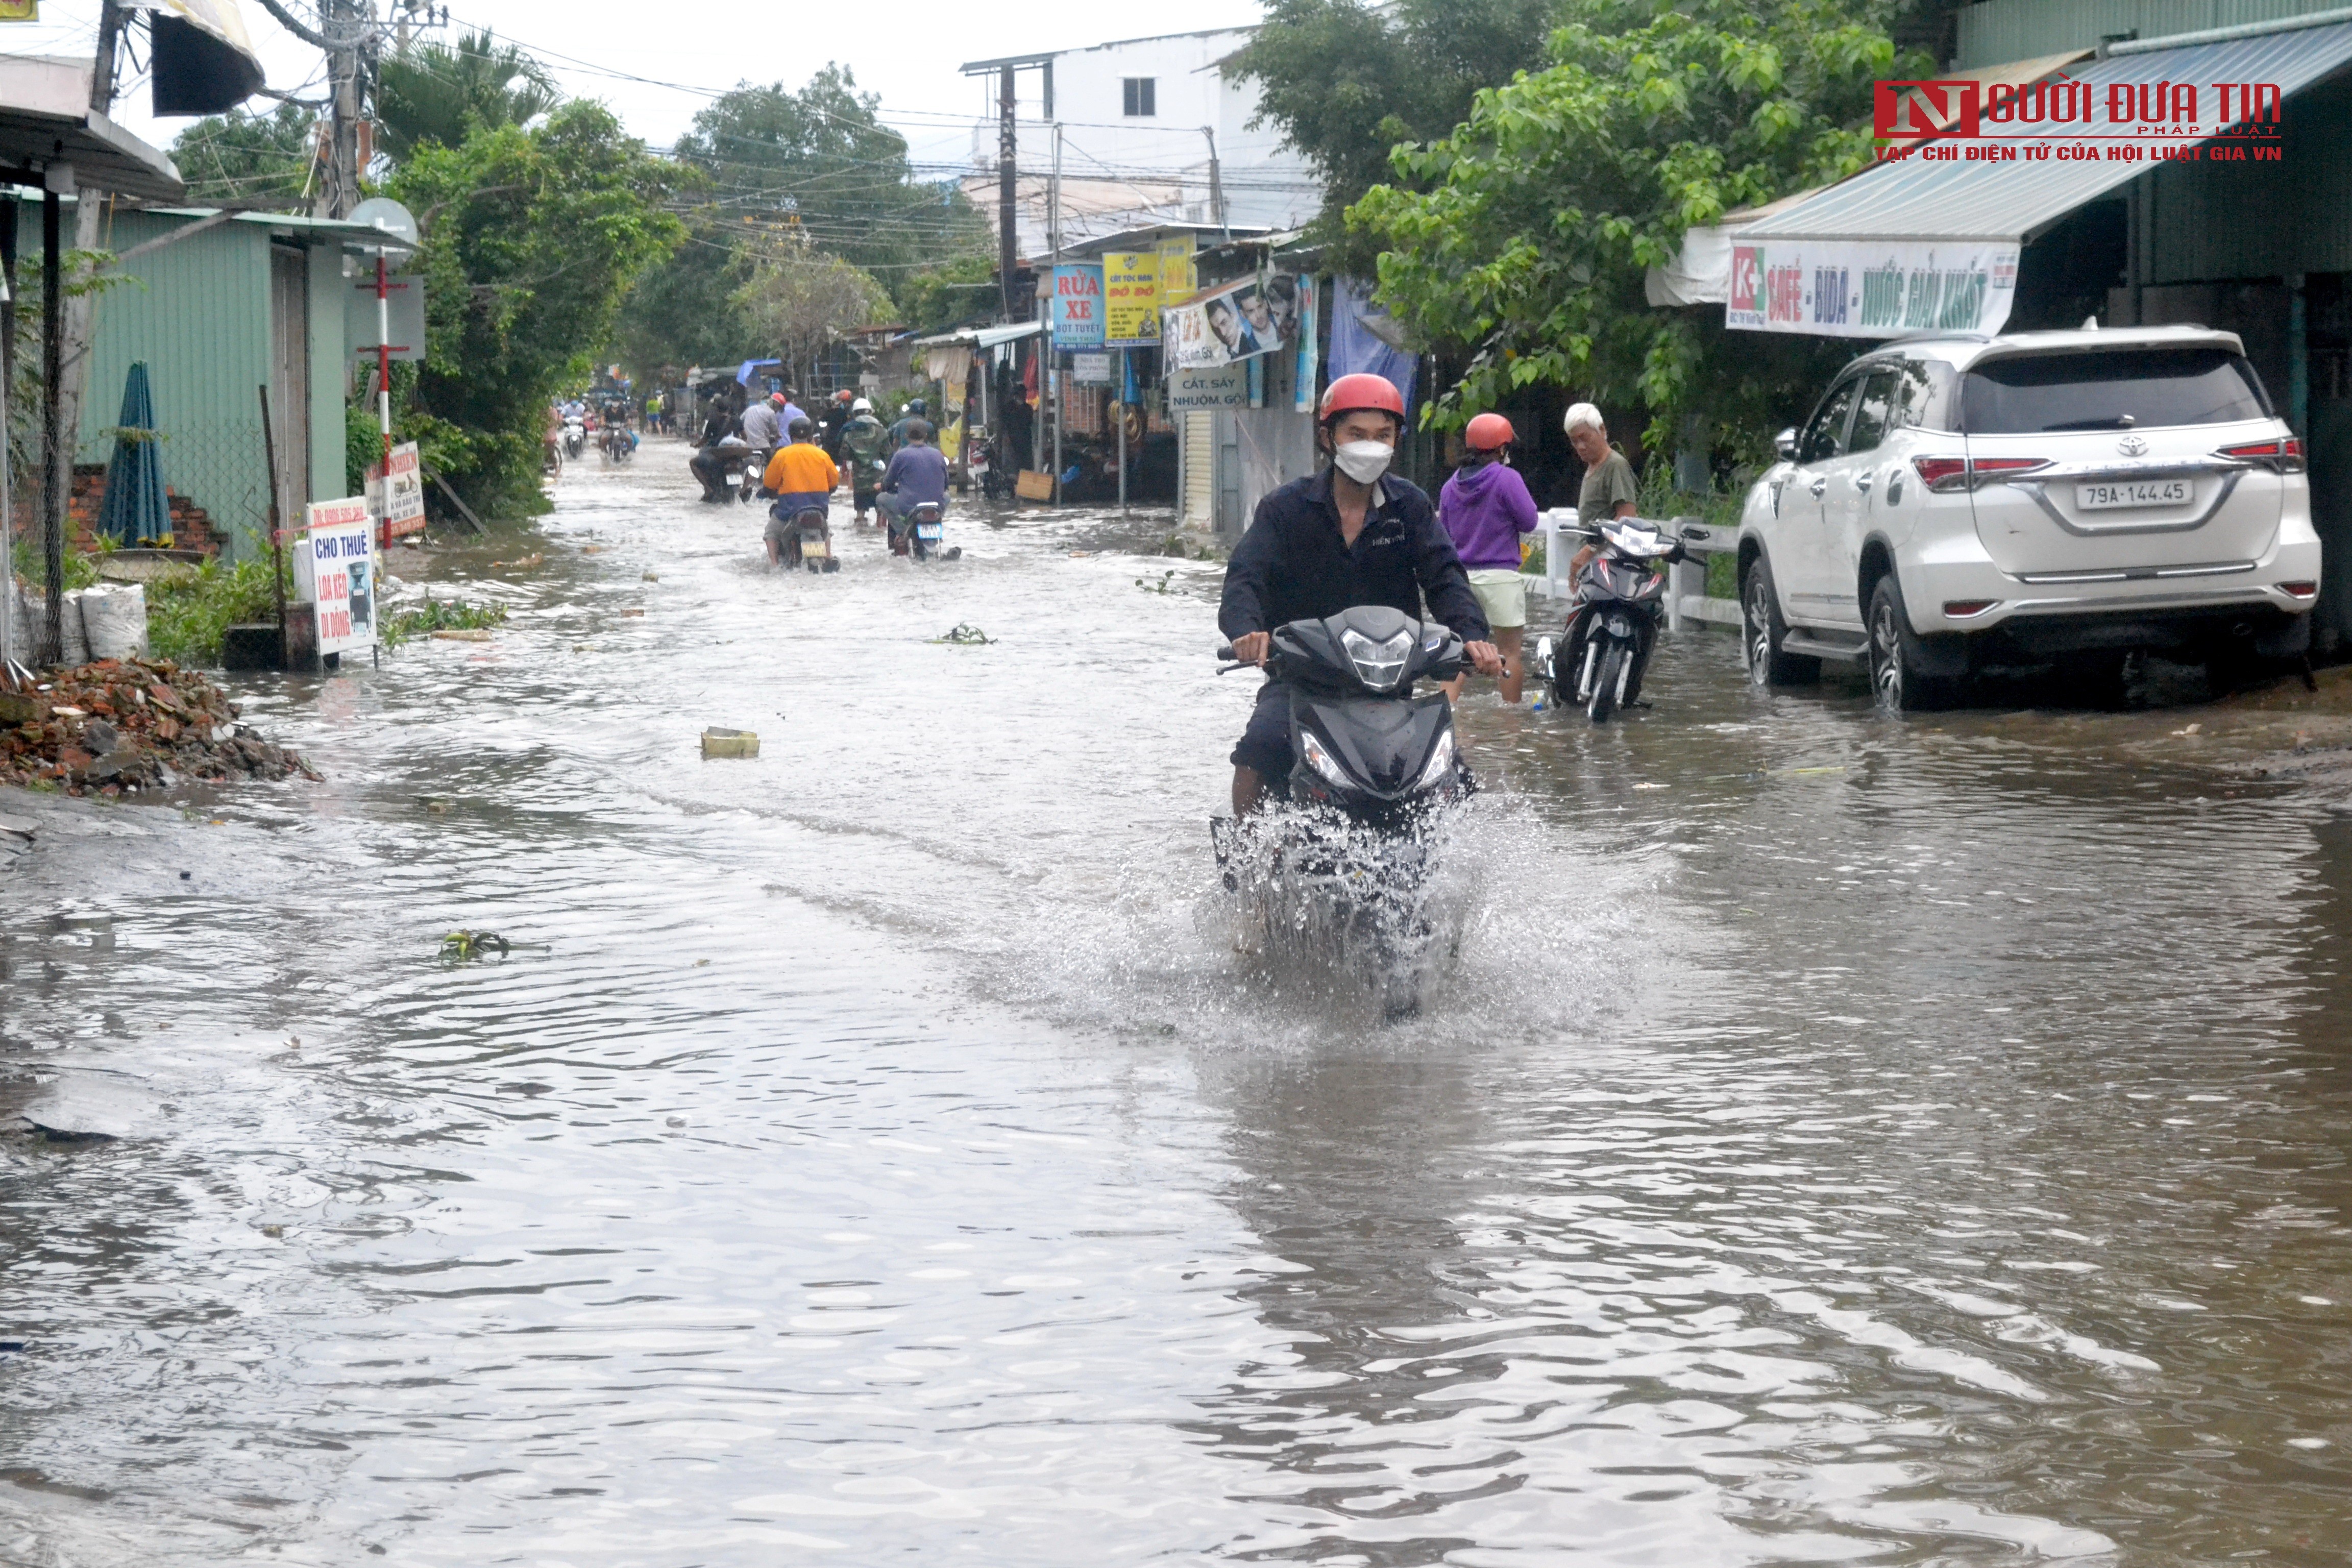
[78, 207, 278, 558]
[2145, 72, 2352, 281]
[1956, 0, 2350, 66]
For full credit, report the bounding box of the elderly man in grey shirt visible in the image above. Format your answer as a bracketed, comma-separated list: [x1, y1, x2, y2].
[739, 393, 784, 474]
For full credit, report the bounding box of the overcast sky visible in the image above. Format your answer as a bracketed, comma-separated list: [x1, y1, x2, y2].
[5, 0, 1270, 171]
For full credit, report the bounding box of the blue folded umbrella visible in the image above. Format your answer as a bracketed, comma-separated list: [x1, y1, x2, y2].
[100, 362, 174, 547]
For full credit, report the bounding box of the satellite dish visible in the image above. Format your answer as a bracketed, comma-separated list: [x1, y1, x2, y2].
[348, 197, 420, 250]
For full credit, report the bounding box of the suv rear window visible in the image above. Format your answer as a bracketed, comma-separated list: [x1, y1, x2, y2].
[1960, 347, 2272, 434]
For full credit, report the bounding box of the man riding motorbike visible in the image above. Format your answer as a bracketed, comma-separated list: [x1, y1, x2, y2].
[840, 398, 890, 525]
[888, 397, 928, 456]
[1218, 373, 1502, 816]
[877, 420, 948, 554]
[820, 388, 856, 459]
[739, 392, 785, 491]
[762, 418, 840, 568]
[690, 399, 750, 503]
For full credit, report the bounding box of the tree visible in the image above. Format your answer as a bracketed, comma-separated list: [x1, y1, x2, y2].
[377, 31, 559, 161]
[672, 66, 978, 279]
[390, 101, 686, 515]
[1352, 0, 1913, 457]
[732, 238, 893, 389]
[1226, 0, 1560, 266]
[170, 102, 318, 207]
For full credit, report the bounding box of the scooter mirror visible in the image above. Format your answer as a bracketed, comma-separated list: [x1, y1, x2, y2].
[1680, 524, 1712, 543]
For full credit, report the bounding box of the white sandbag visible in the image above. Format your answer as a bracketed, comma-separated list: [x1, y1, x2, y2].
[78, 581, 149, 660]
[8, 583, 89, 667]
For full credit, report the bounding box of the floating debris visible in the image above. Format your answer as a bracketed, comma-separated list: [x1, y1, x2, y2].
[440, 930, 511, 962]
[934, 624, 994, 645]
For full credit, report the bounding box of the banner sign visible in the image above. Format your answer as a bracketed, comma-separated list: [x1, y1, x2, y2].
[1050, 263, 1104, 348]
[1292, 274, 1319, 412]
[295, 499, 377, 655]
[1725, 239, 2018, 339]
[1102, 252, 1160, 346]
[0, 2, 38, 19]
[1168, 363, 1249, 411]
[1069, 351, 1112, 385]
[367, 440, 426, 541]
[1157, 236, 1196, 303]
[1163, 274, 1301, 371]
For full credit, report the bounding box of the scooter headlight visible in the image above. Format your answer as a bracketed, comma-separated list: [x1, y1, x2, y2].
[1413, 728, 1458, 792]
[1300, 728, 1354, 790]
[1340, 627, 1415, 691]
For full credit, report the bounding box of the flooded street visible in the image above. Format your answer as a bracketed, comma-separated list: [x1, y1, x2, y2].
[7, 445, 2352, 1565]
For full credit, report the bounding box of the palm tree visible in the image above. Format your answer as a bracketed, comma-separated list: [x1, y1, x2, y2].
[376, 32, 558, 161]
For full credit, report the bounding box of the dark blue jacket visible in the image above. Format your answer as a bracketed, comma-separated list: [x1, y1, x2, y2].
[1219, 468, 1490, 644]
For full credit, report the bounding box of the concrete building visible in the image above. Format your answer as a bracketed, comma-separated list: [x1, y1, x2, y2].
[959, 28, 1317, 258]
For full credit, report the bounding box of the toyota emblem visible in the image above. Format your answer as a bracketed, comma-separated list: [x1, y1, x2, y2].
[2117, 434, 2148, 456]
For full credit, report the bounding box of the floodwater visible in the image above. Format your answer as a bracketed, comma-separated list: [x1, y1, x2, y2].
[5, 443, 2352, 1566]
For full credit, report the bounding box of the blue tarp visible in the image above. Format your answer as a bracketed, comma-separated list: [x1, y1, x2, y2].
[1328, 279, 1417, 416]
[99, 362, 172, 547]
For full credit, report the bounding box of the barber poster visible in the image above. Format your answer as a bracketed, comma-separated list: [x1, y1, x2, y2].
[368, 441, 426, 541]
[1162, 274, 1302, 372]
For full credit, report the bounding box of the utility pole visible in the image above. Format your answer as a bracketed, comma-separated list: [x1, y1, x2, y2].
[996, 64, 1018, 323]
[1202, 128, 1229, 240]
[48, 0, 128, 623]
[318, 0, 368, 219]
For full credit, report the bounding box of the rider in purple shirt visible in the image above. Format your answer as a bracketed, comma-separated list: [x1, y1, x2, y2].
[1437, 413, 1540, 701]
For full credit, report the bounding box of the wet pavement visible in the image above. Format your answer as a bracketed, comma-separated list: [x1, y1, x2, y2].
[5, 441, 2352, 1565]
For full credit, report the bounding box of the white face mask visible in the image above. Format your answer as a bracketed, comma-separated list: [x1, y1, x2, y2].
[1333, 440, 1393, 485]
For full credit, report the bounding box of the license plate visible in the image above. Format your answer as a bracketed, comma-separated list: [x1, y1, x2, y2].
[916, 523, 943, 540]
[2076, 479, 2191, 510]
[801, 539, 828, 558]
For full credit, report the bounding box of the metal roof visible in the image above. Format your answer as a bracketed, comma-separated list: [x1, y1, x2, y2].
[0, 56, 183, 203]
[1744, 18, 2352, 244]
[911, 320, 1046, 350]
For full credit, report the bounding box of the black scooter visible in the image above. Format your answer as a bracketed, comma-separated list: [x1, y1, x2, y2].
[777, 505, 838, 573]
[1210, 605, 1474, 1019]
[889, 500, 961, 562]
[1545, 518, 1707, 722]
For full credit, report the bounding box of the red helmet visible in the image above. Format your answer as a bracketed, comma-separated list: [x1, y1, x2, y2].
[1464, 412, 1514, 451]
[1318, 372, 1406, 428]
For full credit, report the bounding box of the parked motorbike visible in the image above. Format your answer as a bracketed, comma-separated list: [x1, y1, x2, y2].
[778, 505, 838, 573]
[1208, 605, 1474, 1019]
[562, 417, 586, 460]
[1542, 518, 1705, 723]
[966, 433, 1007, 502]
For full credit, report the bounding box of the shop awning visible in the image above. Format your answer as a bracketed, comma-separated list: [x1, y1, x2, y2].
[1746, 17, 2352, 246]
[0, 56, 184, 203]
[911, 320, 1045, 351]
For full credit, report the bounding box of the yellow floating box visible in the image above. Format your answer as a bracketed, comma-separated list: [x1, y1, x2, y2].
[701, 727, 760, 758]
[1015, 469, 1055, 501]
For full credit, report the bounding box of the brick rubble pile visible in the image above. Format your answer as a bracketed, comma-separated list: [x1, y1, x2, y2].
[1, 658, 318, 795]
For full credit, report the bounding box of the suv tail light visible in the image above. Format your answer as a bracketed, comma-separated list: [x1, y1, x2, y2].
[1967, 457, 2053, 484]
[1910, 456, 1969, 492]
[2216, 436, 2306, 473]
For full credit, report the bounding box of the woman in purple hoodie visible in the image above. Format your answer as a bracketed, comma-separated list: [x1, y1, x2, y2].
[1438, 413, 1540, 702]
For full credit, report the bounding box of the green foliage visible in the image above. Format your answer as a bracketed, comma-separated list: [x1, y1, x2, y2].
[390, 101, 687, 518]
[147, 556, 286, 667]
[1227, 0, 1561, 266]
[617, 66, 989, 374]
[347, 400, 382, 496]
[1352, 0, 1917, 459]
[732, 241, 892, 372]
[672, 66, 982, 279]
[378, 31, 558, 160]
[10, 540, 102, 591]
[380, 594, 508, 648]
[169, 102, 316, 208]
[896, 252, 999, 334]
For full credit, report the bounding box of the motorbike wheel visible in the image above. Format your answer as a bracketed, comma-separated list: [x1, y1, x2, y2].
[1588, 641, 1627, 723]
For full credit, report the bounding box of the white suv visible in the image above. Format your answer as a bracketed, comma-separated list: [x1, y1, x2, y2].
[1735, 325, 2319, 708]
